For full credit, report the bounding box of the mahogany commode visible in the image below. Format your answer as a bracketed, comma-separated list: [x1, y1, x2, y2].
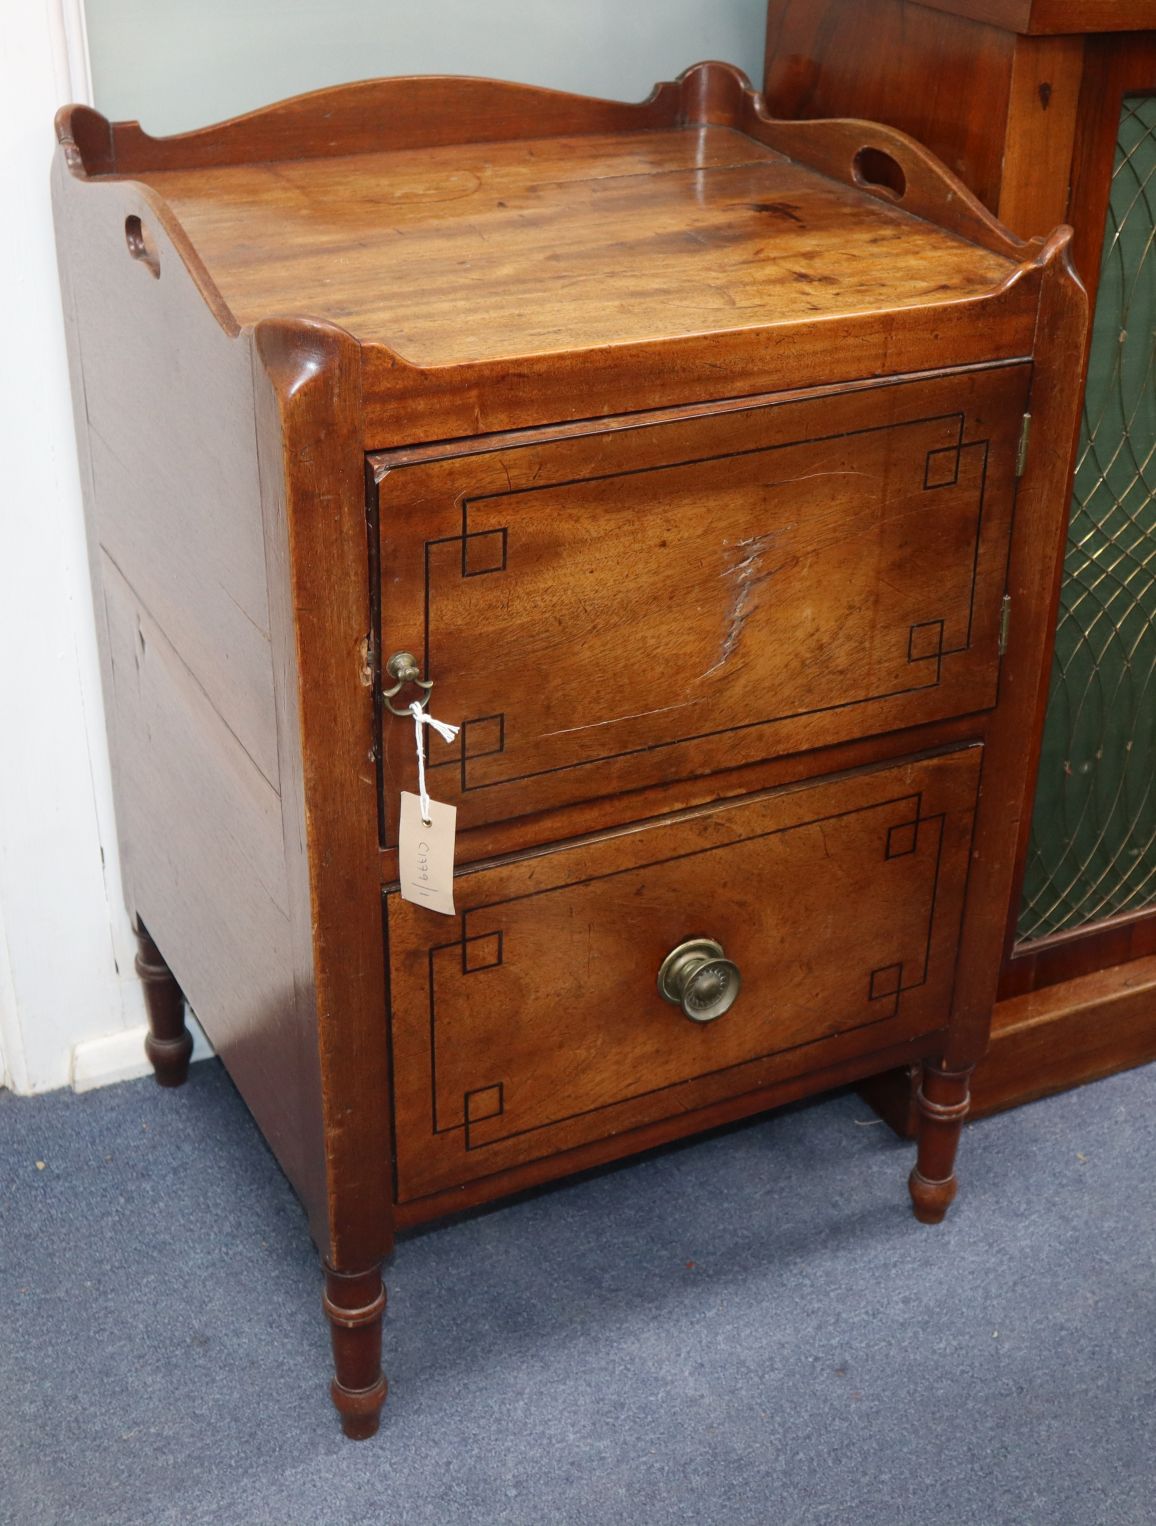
[52, 62, 1085, 1437]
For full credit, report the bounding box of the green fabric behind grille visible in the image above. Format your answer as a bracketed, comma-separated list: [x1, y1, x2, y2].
[1019, 95, 1156, 941]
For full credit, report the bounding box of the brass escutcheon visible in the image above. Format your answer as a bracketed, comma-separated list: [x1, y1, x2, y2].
[384, 650, 434, 716]
[657, 937, 742, 1023]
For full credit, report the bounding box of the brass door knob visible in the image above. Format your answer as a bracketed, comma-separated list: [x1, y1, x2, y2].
[383, 650, 434, 716]
[657, 938, 742, 1023]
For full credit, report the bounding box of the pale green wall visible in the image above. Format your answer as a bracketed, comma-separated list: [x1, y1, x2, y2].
[86, 0, 768, 134]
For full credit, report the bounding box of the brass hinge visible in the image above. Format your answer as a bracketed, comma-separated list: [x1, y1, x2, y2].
[1015, 412, 1032, 478]
[998, 594, 1012, 656]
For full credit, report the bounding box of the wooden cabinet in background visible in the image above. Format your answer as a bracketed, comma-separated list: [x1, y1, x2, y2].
[765, 0, 1156, 1125]
[53, 62, 1084, 1437]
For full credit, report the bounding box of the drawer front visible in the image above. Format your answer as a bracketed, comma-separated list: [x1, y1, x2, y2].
[376, 365, 1026, 839]
[388, 746, 981, 1203]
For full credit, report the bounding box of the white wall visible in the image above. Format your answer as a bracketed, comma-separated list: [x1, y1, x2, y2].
[85, 0, 768, 135]
[0, 0, 154, 1094]
[3, 1, 765, 1094]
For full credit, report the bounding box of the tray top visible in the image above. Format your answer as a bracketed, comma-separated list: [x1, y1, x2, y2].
[118, 125, 1016, 367]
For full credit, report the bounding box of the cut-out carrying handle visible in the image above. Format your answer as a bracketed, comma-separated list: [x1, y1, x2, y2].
[852, 146, 907, 201]
[740, 102, 1033, 262]
[124, 214, 161, 277]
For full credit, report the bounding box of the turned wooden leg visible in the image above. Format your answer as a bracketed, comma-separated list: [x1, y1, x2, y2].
[133, 918, 193, 1088]
[323, 1264, 387, 1440]
[908, 1064, 973, 1225]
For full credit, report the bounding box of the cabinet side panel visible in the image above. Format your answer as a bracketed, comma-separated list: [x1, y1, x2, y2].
[52, 167, 279, 791]
[101, 561, 314, 1193]
[54, 161, 327, 1219]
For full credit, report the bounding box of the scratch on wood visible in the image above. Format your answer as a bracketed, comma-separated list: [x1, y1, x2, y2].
[762, 469, 871, 487]
[704, 533, 784, 676]
[539, 698, 695, 740]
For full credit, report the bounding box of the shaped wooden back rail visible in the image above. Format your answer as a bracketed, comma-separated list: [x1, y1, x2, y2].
[56, 63, 1032, 336]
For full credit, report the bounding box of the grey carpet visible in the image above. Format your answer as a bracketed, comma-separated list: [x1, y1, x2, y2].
[2, 1057, 1153, 1526]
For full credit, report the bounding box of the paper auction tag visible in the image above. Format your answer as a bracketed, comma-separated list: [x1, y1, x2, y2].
[398, 791, 457, 915]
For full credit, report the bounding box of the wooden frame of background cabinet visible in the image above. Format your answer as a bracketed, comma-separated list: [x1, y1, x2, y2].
[53, 62, 1085, 1436]
[764, 0, 1156, 1127]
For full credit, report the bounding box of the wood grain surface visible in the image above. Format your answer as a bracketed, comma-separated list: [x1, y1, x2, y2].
[56, 61, 1056, 445]
[980, 954, 1156, 1113]
[375, 364, 1028, 838]
[51, 161, 279, 790]
[128, 127, 1016, 367]
[52, 61, 1087, 1432]
[914, 0, 1156, 33]
[765, 0, 1020, 213]
[764, 0, 1094, 242]
[389, 747, 981, 1203]
[864, 951, 1156, 1134]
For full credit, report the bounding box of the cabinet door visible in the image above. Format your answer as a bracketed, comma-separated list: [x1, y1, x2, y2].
[387, 746, 980, 1203]
[1019, 92, 1156, 945]
[375, 365, 1027, 838]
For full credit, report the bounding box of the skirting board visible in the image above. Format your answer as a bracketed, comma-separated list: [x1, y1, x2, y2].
[860, 953, 1156, 1136]
[70, 1012, 214, 1093]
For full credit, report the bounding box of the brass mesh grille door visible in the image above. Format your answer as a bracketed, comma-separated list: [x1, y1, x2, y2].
[1020, 95, 1156, 941]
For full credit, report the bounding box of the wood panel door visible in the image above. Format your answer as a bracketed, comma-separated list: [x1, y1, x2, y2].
[374, 366, 1027, 839]
[387, 746, 981, 1202]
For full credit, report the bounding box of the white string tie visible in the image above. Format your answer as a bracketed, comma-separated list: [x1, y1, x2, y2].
[410, 701, 460, 824]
